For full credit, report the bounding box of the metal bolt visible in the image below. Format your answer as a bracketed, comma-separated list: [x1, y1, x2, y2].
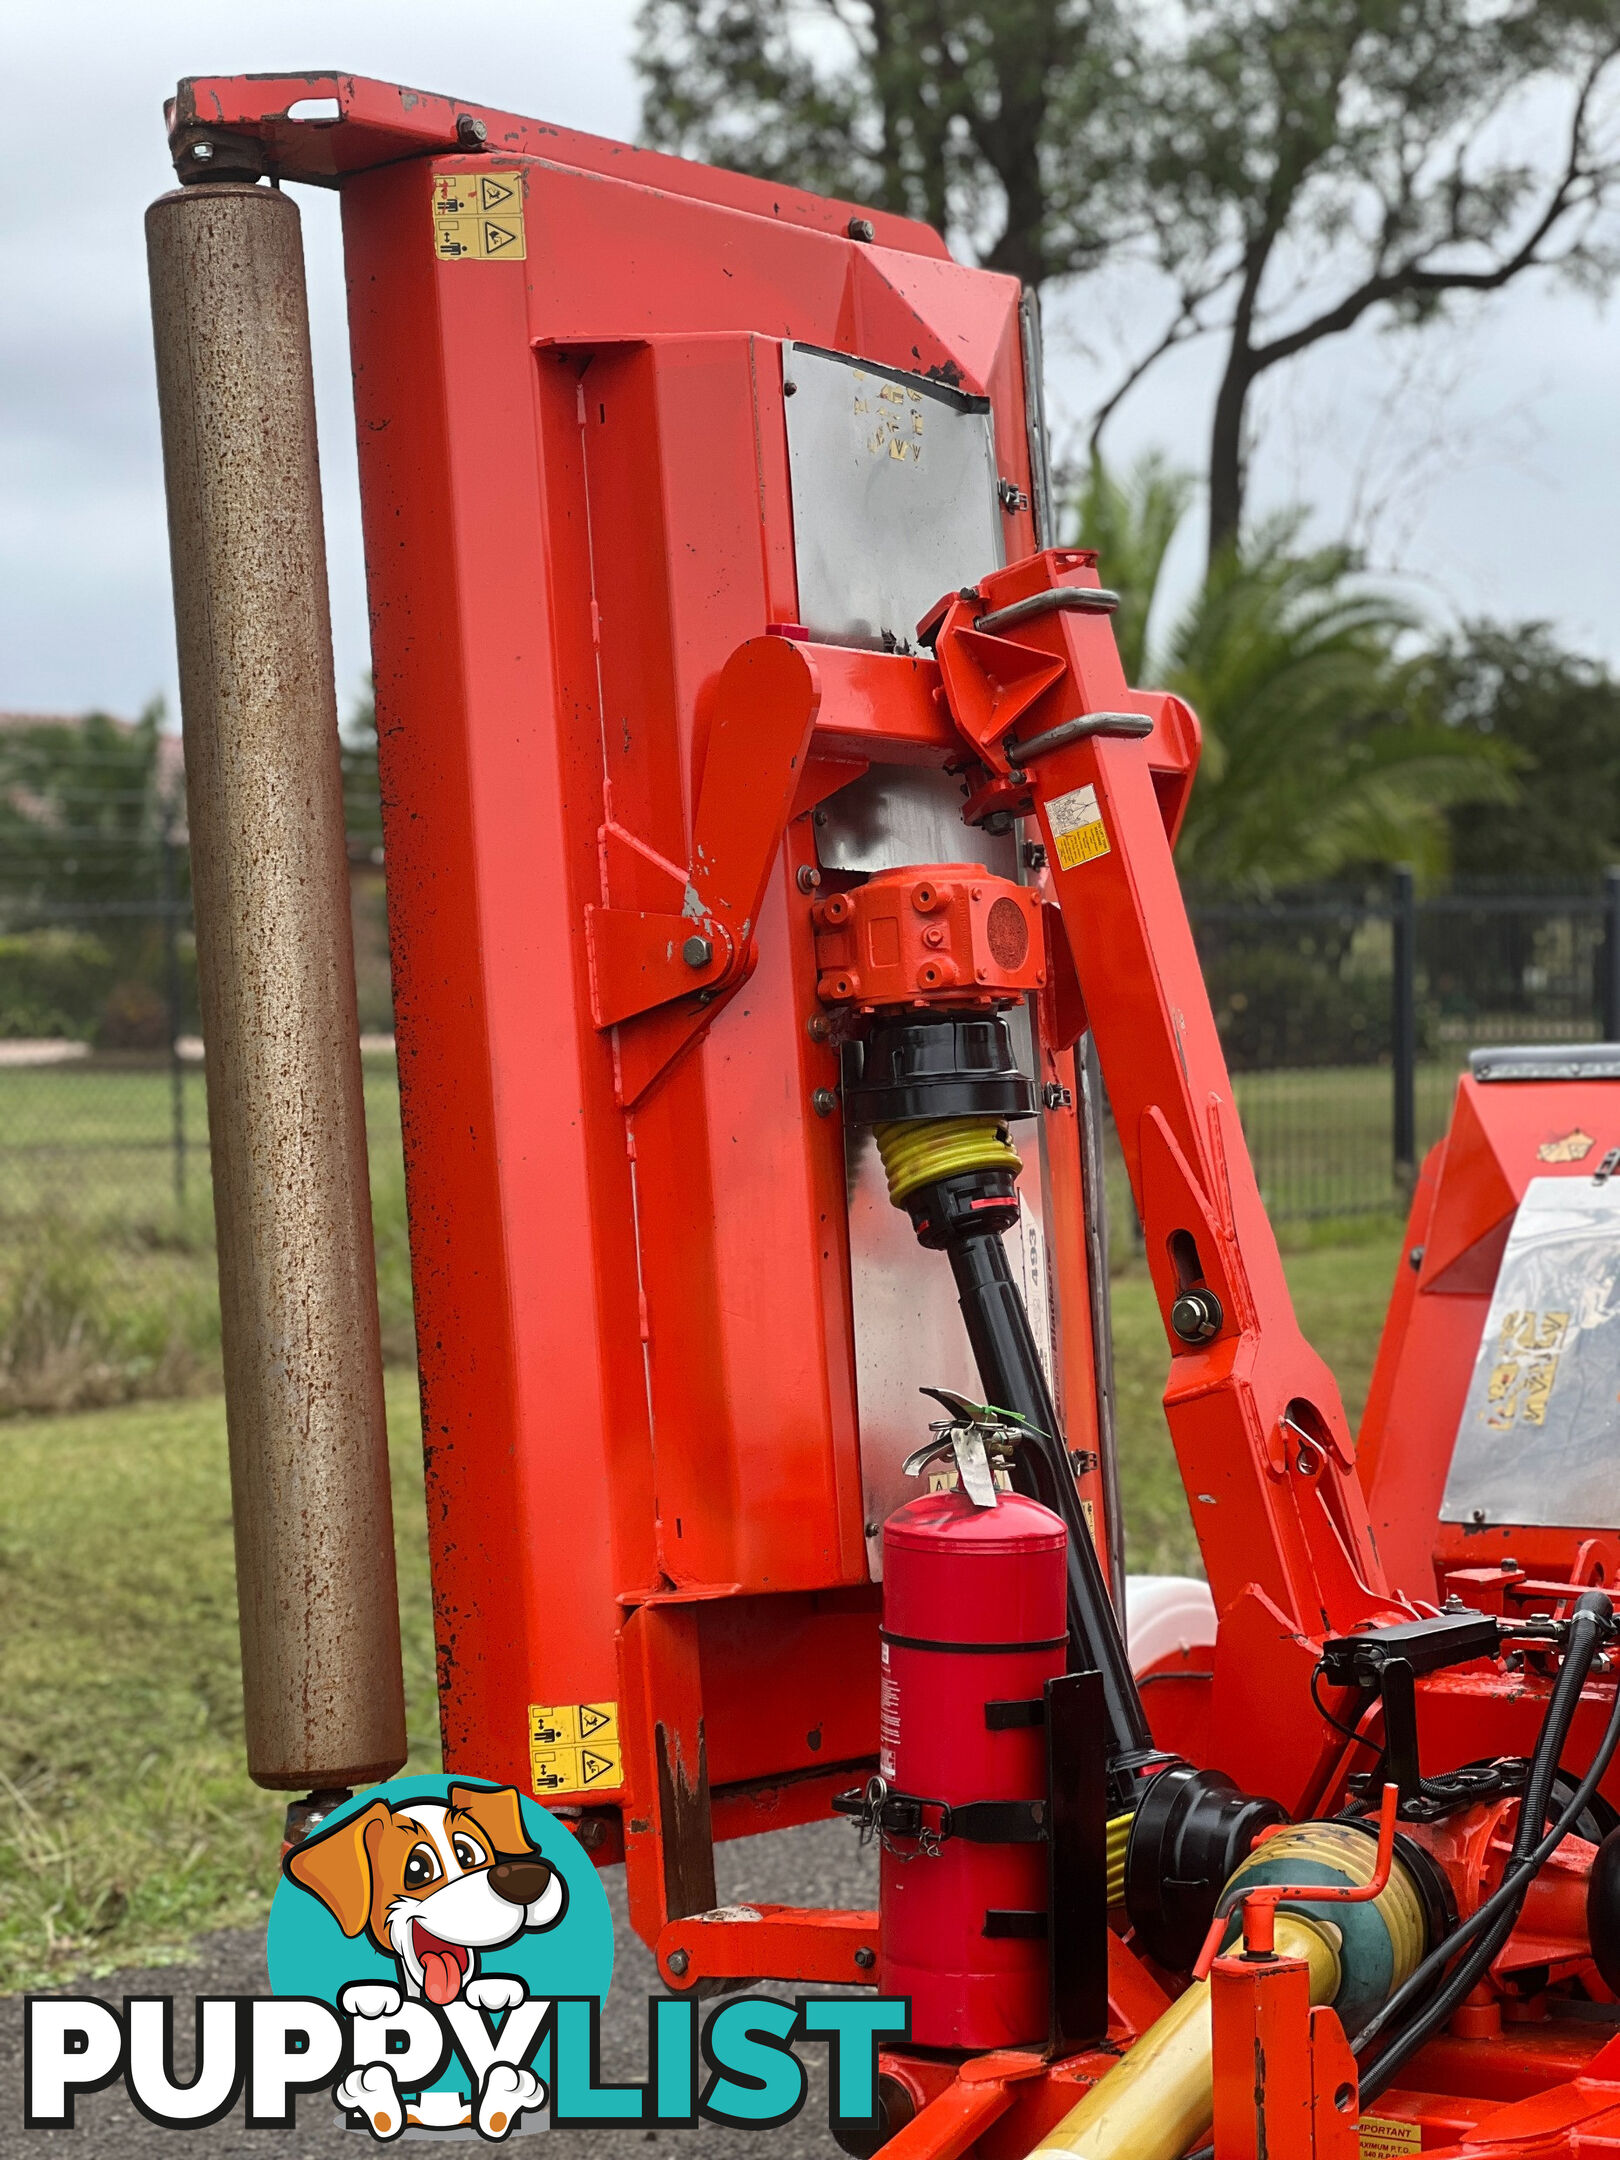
[812, 1088, 838, 1117]
[998, 478, 1030, 512]
[854, 1947, 876, 1970]
[783, 379, 798, 396]
[190, 141, 215, 162]
[457, 114, 489, 148]
[1042, 1083, 1072, 1111]
[797, 865, 822, 894]
[667, 1949, 689, 1978]
[1023, 842, 1047, 872]
[682, 935, 713, 968]
[847, 216, 877, 243]
[1408, 1245, 1425, 1271]
[807, 1013, 834, 1043]
[1472, 1507, 1488, 1524]
[1169, 1288, 1223, 1344]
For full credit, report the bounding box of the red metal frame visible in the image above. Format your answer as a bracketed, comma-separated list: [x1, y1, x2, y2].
[190, 70, 1620, 2158]
[1360, 1072, 1620, 1601]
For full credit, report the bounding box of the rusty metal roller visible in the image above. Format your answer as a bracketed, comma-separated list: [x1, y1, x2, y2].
[146, 179, 407, 1792]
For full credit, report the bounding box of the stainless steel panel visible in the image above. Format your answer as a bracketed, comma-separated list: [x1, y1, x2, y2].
[1441, 1174, 1620, 1529]
[783, 342, 1004, 652]
[846, 1003, 1055, 1576]
[814, 764, 1019, 877]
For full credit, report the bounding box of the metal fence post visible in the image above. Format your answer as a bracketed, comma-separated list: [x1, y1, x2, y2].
[1392, 865, 1417, 1190]
[1603, 867, 1620, 1043]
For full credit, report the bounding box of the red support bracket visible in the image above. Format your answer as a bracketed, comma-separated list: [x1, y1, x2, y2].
[585, 635, 820, 1102]
[656, 1903, 879, 1992]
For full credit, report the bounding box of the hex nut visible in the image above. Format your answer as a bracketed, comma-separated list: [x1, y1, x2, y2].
[682, 935, 713, 968]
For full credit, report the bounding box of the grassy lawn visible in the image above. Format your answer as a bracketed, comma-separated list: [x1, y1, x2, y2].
[1110, 1225, 1406, 1573]
[0, 1371, 439, 1993]
[0, 1055, 412, 1413]
[0, 1224, 1407, 1993]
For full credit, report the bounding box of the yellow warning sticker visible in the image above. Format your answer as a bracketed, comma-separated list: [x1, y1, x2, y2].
[528, 1701, 623, 1795]
[1046, 782, 1110, 869]
[433, 172, 527, 262]
[1358, 2115, 1422, 2160]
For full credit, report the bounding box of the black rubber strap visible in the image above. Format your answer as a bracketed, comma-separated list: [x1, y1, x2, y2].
[986, 1698, 1047, 1730]
[830, 1785, 1049, 1846]
[881, 1630, 1069, 1656]
[984, 1909, 1048, 1939]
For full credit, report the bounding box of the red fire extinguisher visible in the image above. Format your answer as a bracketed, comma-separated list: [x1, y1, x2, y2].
[876, 1479, 1068, 2048]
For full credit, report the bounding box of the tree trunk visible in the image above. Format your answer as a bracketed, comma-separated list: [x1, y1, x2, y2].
[1207, 346, 1255, 567]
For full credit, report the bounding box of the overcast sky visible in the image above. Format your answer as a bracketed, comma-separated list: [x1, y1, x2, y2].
[4, 1, 1617, 721]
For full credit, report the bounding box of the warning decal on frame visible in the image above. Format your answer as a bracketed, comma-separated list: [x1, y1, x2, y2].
[1358, 2116, 1422, 2160]
[529, 1700, 623, 1794]
[1046, 783, 1110, 869]
[433, 172, 527, 262]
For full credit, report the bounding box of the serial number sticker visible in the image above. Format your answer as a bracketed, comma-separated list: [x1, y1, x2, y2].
[1358, 2116, 1422, 2160]
[433, 172, 527, 262]
[528, 1700, 623, 1795]
[1046, 782, 1110, 868]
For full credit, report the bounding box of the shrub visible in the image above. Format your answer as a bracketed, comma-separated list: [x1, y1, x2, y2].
[1205, 944, 1391, 1070]
[0, 931, 116, 1041]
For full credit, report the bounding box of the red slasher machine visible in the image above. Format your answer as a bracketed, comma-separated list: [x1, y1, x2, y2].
[150, 70, 1620, 2160]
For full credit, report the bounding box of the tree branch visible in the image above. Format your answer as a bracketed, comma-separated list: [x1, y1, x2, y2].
[1250, 44, 1620, 377]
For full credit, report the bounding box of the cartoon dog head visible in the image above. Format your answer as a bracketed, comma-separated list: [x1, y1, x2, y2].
[286, 1784, 567, 2005]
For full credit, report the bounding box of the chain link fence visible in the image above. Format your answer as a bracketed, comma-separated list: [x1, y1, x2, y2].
[4, 780, 1616, 1408]
[0, 800, 402, 1412]
[1186, 873, 1620, 1224]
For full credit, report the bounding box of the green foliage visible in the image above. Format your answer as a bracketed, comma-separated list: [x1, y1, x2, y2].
[1204, 938, 1392, 1069]
[1071, 455, 1515, 890]
[1429, 622, 1620, 880]
[636, 0, 1129, 284]
[0, 704, 186, 1041]
[0, 931, 115, 1041]
[341, 676, 385, 866]
[637, 0, 1620, 551]
[0, 1218, 220, 1419]
[1068, 455, 1195, 683]
[0, 704, 177, 909]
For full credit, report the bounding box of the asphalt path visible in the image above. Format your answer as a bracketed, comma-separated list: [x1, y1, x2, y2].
[1, 1820, 879, 2158]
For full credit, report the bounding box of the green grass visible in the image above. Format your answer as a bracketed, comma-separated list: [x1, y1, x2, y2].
[0, 1229, 1406, 1992]
[0, 1371, 438, 1992]
[1111, 1226, 1406, 1574]
[0, 1055, 413, 1413]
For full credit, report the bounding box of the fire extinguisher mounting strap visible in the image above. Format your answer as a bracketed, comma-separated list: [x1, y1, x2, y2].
[985, 1696, 1047, 1729]
[880, 1629, 1069, 1655]
[832, 1779, 1049, 1847]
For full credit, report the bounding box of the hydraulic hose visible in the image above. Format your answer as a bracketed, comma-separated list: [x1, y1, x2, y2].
[1355, 1592, 1613, 2101]
[946, 1228, 1159, 1787]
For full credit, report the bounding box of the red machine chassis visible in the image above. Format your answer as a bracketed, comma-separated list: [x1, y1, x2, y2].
[180, 71, 1620, 2160]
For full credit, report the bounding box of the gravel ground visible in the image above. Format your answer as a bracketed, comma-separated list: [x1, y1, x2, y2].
[1, 1821, 878, 2157]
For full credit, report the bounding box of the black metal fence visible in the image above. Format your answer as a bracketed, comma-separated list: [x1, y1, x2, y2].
[1186, 872, 1620, 1222]
[4, 851, 1618, 1291]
